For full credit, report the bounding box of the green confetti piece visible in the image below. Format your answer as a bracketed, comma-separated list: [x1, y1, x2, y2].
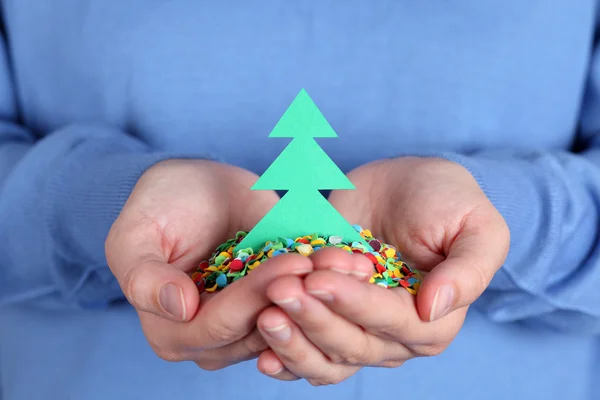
[192, 228, 424, 297]
[214, 255, 227, 266]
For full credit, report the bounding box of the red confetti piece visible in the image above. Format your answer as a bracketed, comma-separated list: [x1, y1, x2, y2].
[192, 226, 423, 295]
[229, 259, 244, 272]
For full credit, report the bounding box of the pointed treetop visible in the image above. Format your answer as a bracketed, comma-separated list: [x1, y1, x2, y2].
[269, 89, 338, 139]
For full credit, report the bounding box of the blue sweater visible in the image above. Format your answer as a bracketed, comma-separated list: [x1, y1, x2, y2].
[1, 1, 599, 399]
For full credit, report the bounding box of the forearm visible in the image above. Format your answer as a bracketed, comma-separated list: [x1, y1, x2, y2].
[437, 148, 600, 333]
[0, 123, 208, 307]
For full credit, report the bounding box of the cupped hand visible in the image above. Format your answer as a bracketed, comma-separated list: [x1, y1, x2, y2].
[255, 157, 510, 385]
[105, 159, 313, 370]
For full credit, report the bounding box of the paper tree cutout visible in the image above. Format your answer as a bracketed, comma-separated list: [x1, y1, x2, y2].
[235, 89, 369, 252]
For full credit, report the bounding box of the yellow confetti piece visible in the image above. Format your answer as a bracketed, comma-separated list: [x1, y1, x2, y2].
[310, 238, 326, 246]
[248, 261, 261, 270]
[384, 248, 396, 258]
[194, 228, 423, 296]
[205, 283, 219, 293]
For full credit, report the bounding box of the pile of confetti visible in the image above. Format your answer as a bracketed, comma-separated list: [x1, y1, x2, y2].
[191, 226, 422, 295]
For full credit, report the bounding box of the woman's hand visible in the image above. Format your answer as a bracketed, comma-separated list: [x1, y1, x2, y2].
[255, 157, 510, 385]
[105, 159, 314, 371]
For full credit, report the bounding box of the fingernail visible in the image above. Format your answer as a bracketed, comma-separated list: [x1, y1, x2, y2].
[274, 297, 301, 312]
[159, 283, 186, 320]
[430, 285, 455, 321]
[307, 289, 334, 302]
[265, 323, 291, 342]
[331, 268, 351, 275]
[269, 367, 285, 376]
[351, 270, 370, 279]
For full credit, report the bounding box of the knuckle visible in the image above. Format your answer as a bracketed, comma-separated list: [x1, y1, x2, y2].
[195, 359, 226, 371]
[280, 350, 308, 366]
[122, 265, 144, 306]
[471, 264, 492, 296]
[144, 330, 186, 363]
[153, 347, 185, 363]
[379, 318, 409, 340]
[377, 360, 405, 368]
[205, 320, 240, 345]
[301, 321, 330, 336]
[244, 333, 268, 355]
[309, 371, 346, 387]
[414, 343, 446, 357]
[329, 348, 371, 366]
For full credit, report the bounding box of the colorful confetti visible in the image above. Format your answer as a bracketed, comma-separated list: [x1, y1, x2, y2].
[191, 225, 423, 295]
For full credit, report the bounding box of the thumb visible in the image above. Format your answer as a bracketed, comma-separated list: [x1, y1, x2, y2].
[416, 216, 509, 322]
[194, 253, 313, 348]
[116, 258, 200, 322]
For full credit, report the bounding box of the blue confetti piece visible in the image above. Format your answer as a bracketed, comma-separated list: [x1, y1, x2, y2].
[216, 273, 228, 287]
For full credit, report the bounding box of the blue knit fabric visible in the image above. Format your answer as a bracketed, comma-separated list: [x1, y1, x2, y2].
[0, 1, 598, 399]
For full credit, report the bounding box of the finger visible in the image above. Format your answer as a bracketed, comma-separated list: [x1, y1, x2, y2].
[304, 271, 465, 346]
[266, 275, 409, 365]
[191, 328, 269, 371]
[417, 212, 510, 321]
[310, 247, 374, 281]
[257, 306, 359, 385]
[106, 217, 202, 321]
[115, 257, 200, 322]
[193, 253, 313, 349]
[257, 349, 301, 381]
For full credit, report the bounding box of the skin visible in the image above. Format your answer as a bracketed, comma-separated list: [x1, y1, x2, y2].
[105, 159, 314, 370]
[105, 156, 509, 384]
[254, 157, 510, 385]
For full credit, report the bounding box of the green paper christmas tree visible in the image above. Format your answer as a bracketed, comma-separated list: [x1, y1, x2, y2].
[235, 89, 369, 252]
